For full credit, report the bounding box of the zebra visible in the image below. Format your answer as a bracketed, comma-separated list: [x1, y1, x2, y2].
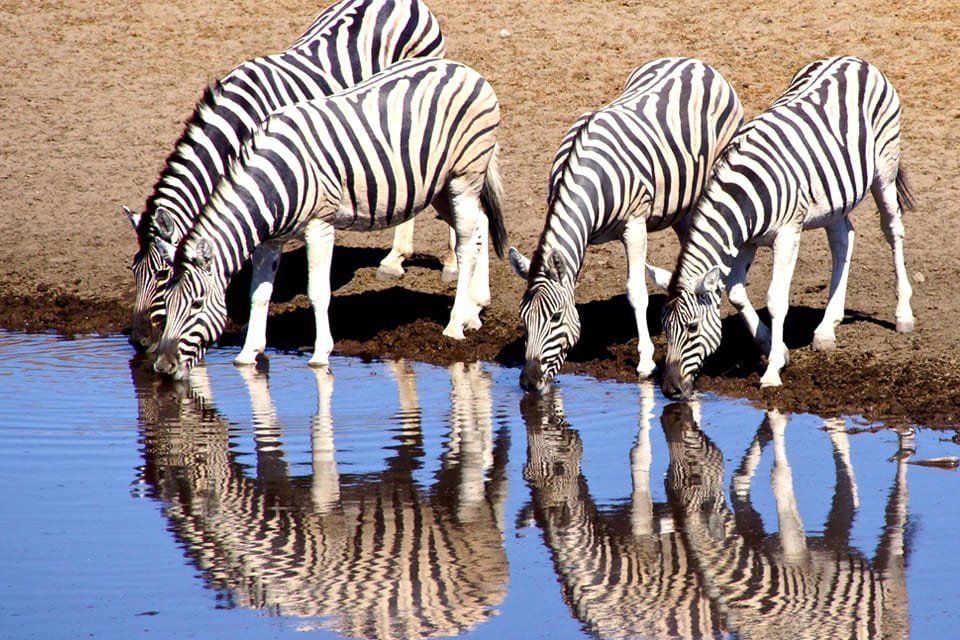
[662, 403, 910, 639]
[508, 57, 743, 391]
[153, 57, 506, 380]
[660, 56, 915, 399]
[125, 0, 449, 360]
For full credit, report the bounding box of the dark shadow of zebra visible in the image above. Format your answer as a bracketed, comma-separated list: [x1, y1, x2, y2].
[129, 358, 508, 639]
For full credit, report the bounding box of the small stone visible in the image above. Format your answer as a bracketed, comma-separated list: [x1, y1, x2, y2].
[498, 28, 512, 39]
[913, 271, 926, 283]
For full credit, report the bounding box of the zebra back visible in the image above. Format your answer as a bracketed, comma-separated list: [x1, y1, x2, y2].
[534, 57, 743, 280]
[180, 57, 501, 280]
[137, 0, 445, 248]
[674, 56, 905, 291]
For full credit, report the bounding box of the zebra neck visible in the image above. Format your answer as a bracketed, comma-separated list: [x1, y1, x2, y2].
[670, 209, 741, 295]
[533, 201, 591, 282]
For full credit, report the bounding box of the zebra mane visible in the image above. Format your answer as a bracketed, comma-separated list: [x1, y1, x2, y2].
[529, 111, 602, 283]
[139, 80, 231, 245]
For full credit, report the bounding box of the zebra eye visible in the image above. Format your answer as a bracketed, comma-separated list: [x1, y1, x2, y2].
[686, 320, 700, 333]
[156, 269, 171, 282]
[550, 311, 562, 323]
[191, 299, 204, 312]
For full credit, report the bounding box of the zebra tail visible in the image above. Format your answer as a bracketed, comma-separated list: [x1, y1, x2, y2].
[481, 143, 508, 258]
[896, 167, 916, 212]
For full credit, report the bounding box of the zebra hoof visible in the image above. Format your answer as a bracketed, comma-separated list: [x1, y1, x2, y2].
[465, 314, 483, 331]
[896, 317, 915, 333]
[376, 263, 405, 280]
[636, 360, 657, 379]
[759, 371, 782, 389]
[441, 265, 459, 283]
[233, 350, 262, 366]
[442, 324, 466, 340]
[811, 334, 836, 351]
[308, 358, 331, 369]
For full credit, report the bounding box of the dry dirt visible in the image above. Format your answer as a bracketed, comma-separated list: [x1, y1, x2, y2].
[2, 0, 959, 428]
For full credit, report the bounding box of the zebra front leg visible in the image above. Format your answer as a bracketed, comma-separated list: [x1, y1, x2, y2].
[305, 219, 336, 368]
[872, 176, 914, 333]
[443, 189, 486, 339]
[622, 218, 657, 378]
[759, 228, 801, 388]
[377, 218, 415, 279]
[812, 218, 855, 351]
[726, 244, 773, 355]
[235, 241, 283, 366]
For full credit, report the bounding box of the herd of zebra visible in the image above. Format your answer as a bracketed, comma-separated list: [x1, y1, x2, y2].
[128, 0, 915, 400]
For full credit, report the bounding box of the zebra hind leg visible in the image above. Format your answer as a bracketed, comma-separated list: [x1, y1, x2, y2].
[871, 171, 914, 333]
[442, 184, 487, 339]
[812, 217, 855, 351]
[377, 218, 416, 279]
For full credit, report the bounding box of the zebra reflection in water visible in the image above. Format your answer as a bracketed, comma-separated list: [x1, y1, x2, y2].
[520, 388, 910, 640]
[131, 360, 507, 639]
[663, 404, 910, 640]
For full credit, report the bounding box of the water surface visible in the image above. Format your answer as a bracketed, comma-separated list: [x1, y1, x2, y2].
[1, 332, 958, 639]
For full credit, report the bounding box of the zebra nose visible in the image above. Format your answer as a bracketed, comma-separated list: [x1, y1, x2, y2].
[519, 359, 543, 392]
[153, 342, 180, 377]
[661, 365, 691, 400]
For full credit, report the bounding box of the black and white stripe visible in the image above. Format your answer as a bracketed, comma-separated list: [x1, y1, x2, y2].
[153, 57, 506, 379]
[663, 403, 910, 639]
[661, 56, 915, 398]
[509, 57, 742, 391]
[126, 0, 446, 355]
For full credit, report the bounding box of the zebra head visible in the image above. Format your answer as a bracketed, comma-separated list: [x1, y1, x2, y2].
[661, 267, 723, 400]
[127, 205, 177, 353]
[154, 239, 227, 380]
[510, 247, 580, 392]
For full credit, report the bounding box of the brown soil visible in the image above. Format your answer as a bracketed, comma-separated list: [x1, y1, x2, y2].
[3, 0, 959, 427]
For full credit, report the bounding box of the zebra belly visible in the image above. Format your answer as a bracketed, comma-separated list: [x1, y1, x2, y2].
[327, 200, 425, 232]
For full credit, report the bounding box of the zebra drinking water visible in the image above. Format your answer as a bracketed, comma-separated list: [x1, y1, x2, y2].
[153, 58, 506, 380]
[660, 56, 914, 399]
[125, 0, 448, 360]
[508, 58, 743, 391]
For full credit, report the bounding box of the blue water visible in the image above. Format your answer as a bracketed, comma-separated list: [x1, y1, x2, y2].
[1, 331, 958, 639]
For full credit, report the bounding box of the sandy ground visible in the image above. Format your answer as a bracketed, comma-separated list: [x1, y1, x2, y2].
[2, 0, 959, 427]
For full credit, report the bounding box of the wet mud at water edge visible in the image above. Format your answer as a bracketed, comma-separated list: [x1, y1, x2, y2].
[3, 0, 960, 428]
[3, 242, 960, 430]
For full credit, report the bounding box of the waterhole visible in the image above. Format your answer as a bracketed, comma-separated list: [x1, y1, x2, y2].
[1, 331, 957, 639]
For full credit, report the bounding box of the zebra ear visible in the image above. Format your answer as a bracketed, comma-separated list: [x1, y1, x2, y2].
[192, 239, 215, 274]
[694, 266, 722, 298]
[123, 205, 141, 230]
[548, 252, 569, 284]
[509, 247, 530, 280]
[645, 263, 673, 291]
[153, 207, 176, 242]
